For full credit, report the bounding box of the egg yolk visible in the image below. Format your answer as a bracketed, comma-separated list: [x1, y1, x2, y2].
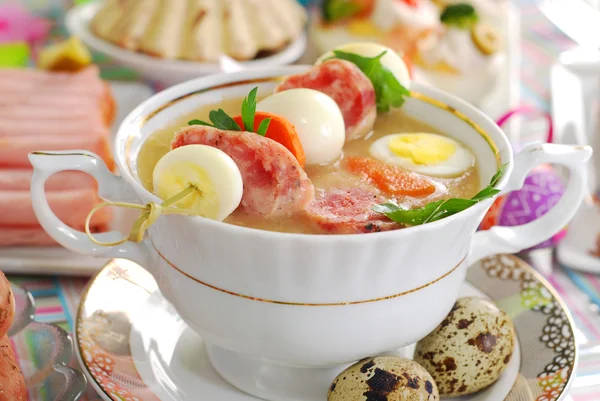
[388, 134, 456, 165]
[347, 20, 385, 37]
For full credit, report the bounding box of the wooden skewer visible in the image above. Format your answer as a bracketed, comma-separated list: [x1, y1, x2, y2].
[85, 185, 199, 246]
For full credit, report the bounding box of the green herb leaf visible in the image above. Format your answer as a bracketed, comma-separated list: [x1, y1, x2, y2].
[323, 0, 362, 22]
[188, 109, 241, 131]
[374, 164, 507, 226]
[489, 164, 506, 186]
[256, 118, 272, 136]
[187, 88, 272, 137]
[209, 109, 241, 131]
[188, 119, 212, 126]
[242, 87, 258, 132]
[373, 201, 445, 226]
[423, 197, 478, 223]
[330, 50, 410, 112]
[440, 3, 479, 29]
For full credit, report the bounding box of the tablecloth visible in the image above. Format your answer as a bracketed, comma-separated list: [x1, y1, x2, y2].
[5, 0, 600, 400]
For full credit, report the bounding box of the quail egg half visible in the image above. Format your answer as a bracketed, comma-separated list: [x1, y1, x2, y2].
[414, 297, 516, 397]
[328, 356, 439, 401]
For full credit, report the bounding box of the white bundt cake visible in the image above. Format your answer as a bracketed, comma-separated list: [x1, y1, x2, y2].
[91, 0, 307, 62]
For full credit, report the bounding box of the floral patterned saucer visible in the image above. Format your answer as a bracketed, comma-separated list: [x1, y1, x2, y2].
[10, 284, 87, 401]
[75, 255, 577, 401]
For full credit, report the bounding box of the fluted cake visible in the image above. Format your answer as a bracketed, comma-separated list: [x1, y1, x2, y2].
[91, 0, 307, 62]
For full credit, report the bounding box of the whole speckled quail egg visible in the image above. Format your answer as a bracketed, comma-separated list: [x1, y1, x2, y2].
[328, 356, 439, 401]
[414, 297, 515, 397]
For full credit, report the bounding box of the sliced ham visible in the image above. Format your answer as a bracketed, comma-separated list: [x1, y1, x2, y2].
[0, 67, 114, 127]
[0, 223, 109, 247]
[0, 226, 61, 246]
[0, 189, 111, 227]
[172, 125, 314, 217]
[0, 66, 104, 92]
[0, 78, 105, 97]
[0, 66, 115, 247]
[0, 133, 114, 169]
[276, 59, 377, 141]
[0, 169, 96, 191]
[0, 103, 107, 121]
[0, 93, 100, 108]
[0, 118, 106, 137]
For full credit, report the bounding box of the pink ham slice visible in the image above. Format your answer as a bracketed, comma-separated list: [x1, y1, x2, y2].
[305, 188, 401, 234]
[0, 189, 111, 227]
[172, 126, 315, 217]
[0, 104, 106, 122]
[0, 133, 113, 169]
[0, 169, 96, 191]
[0, 66, 115, 247]
[275, 59, 377, 141]
[0, 224, 109, 247]
[0, 66, 106, 96]
[0, 93, 102, 108]
[0, 118, 106, 137]
[0, 227, 60, 246]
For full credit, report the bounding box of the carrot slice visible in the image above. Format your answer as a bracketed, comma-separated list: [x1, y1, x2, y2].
[345, 157, 436, 197]
[233, 112, 306, 167]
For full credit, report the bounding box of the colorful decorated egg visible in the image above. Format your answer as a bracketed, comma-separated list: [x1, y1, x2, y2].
[479, 164, 567, 250]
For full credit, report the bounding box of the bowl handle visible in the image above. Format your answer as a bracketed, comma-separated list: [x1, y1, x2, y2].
[28, 151, 148, 266]
[469, 143, 592, 263]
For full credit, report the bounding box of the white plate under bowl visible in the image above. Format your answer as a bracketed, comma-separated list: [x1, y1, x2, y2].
[65, 2, 308, 87]
[75, 255, 577, 401]
[0, 81, 152, 276]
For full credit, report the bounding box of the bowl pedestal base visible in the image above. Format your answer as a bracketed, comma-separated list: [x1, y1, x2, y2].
[206, 343, 396, 401]
[206, 343, 345, 401]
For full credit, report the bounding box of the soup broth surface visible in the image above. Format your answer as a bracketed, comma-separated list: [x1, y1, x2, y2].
[137, 97, 480, 234]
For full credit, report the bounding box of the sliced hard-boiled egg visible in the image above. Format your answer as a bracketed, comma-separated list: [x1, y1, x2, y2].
[152, 145, 243, 221]
[370, 133, 475, 177]
[257, 89, 345, 165]
[471, 23, 502, 55]
[316, 42, 411, 88]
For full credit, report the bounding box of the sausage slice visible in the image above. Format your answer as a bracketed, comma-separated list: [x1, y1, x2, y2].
[172, 126, 314, 217]
[305, 187, 401, 234]
[276, 59, 377, 141]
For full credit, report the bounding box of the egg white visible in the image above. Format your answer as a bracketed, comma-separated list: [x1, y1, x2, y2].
[153, 145, 243, 221]
[369, 133, 475, 177]
[257, 89, 346, 165]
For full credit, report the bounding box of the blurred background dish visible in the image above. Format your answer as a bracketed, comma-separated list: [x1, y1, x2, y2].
[90, 0, 307, 62]
[308, 0, 517, 107]
[66, 1, 308, 86]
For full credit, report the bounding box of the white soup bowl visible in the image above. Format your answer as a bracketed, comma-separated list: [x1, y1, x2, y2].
[29, 66, 591, 401]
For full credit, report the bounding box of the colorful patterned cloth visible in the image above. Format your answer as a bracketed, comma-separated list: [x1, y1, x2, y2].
[6, 0, 600, 400]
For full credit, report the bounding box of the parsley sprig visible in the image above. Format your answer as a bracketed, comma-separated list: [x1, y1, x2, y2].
[328, 50, 410, 112]
[373, 164, 506, 226]
[188, 87, 271, 136]
[322, 0, 362, 22]
[440, 3, 479, 29]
